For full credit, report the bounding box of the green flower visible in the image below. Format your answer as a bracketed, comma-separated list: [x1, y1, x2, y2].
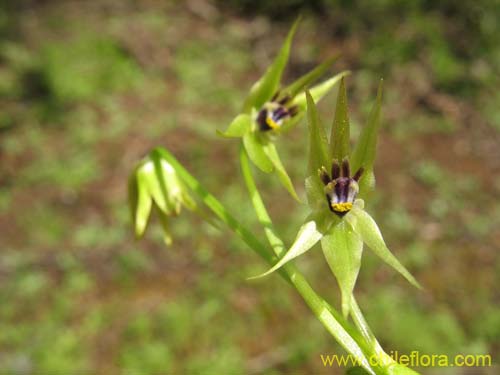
[129, 149, 196, 245]
[218, 18, 349, 200]
[253, 78, 421, 317]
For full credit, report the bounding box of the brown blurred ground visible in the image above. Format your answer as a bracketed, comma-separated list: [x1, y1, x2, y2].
[0, 1, 499, 374]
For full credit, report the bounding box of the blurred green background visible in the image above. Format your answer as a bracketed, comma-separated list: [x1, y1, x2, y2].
[0, 1, 499, 374]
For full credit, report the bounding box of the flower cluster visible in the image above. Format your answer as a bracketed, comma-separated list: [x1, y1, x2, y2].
[254, 81, 420, 318]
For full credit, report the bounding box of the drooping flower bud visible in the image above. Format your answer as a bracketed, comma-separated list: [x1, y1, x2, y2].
[129, 151, 195, 244]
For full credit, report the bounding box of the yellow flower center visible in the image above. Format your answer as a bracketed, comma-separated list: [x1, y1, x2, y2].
[331, 202, 353, 213]
[265, 116, 280, 129]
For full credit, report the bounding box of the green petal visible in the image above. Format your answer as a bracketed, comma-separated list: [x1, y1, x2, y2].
[283, 55, 338, 98]
[306, 91, 329, 177]
[321, 221, 363, 318]
[280, 71, 349, 134]
[151, 152, 186, 214]
[292, 70, 350, 111]
[330, 77, 350, 162]
[351, 80, 383, 196]
[250, 217, 324, 279]
[262, 142, 300, 201]
[157, 209, 173, 246]
[137, 160, 169, 214]
[243, 131, 273, 172]
[346, 206, 421, 289]
[305, 175, 324, 210]
[217, 113, 251, 138]
[129, 172, 152, 238]
[243, 17, 300, 112]
[358, 170, 376, 201]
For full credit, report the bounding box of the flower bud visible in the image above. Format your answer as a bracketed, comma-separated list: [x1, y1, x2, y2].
[129, 152, 195, 244]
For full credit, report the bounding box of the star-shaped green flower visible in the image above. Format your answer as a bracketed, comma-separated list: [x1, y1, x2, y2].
[218, 18, 349, 200]
[253, 78, 421, 317]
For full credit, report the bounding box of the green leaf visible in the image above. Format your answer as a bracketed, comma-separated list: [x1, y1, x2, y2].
[217, 113, 251, 138]
[346, 206, 421, 289]
[321, 221, 363, 318]
[283, 55, 338, 98]
[330, 77, 350, 162]
[351, 80, 383, 194]
[306, 91, 329, 177]
[292, 70, 350, 111]
[129, 172, 152, 238]
[243, 17, 300, 111]
[262, 142, 300, 201]
[243, 131, 273, 173]
[250, 217, 324, 278]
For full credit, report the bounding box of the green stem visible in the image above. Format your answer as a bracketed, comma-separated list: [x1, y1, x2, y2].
[350, 297, 393, 363]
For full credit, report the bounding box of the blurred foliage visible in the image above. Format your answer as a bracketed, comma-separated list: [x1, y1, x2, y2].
[0, 1, 498, 374]
[40, 36, 143, 103]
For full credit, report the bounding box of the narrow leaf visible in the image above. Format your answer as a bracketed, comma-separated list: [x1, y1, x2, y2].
[243, 17, 300, 111]
[283, 55, 338, 98]
[351, 80, 383, 194]
[250, 218, 323, 279]
[306, 91, 329, 177]
[262, 142, 300, 201]
[217, 114, 251, 138]
[243, 131, 273, 173]
[321, 221, 363, 318]
[347, 207, 421, 289]
[330, 77, 350, 162]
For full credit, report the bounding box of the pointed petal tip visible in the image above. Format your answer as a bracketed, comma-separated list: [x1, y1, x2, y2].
[247, 267, 277, 281]
[215, 129, 229, 138]
[409, 277, 423, 290]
